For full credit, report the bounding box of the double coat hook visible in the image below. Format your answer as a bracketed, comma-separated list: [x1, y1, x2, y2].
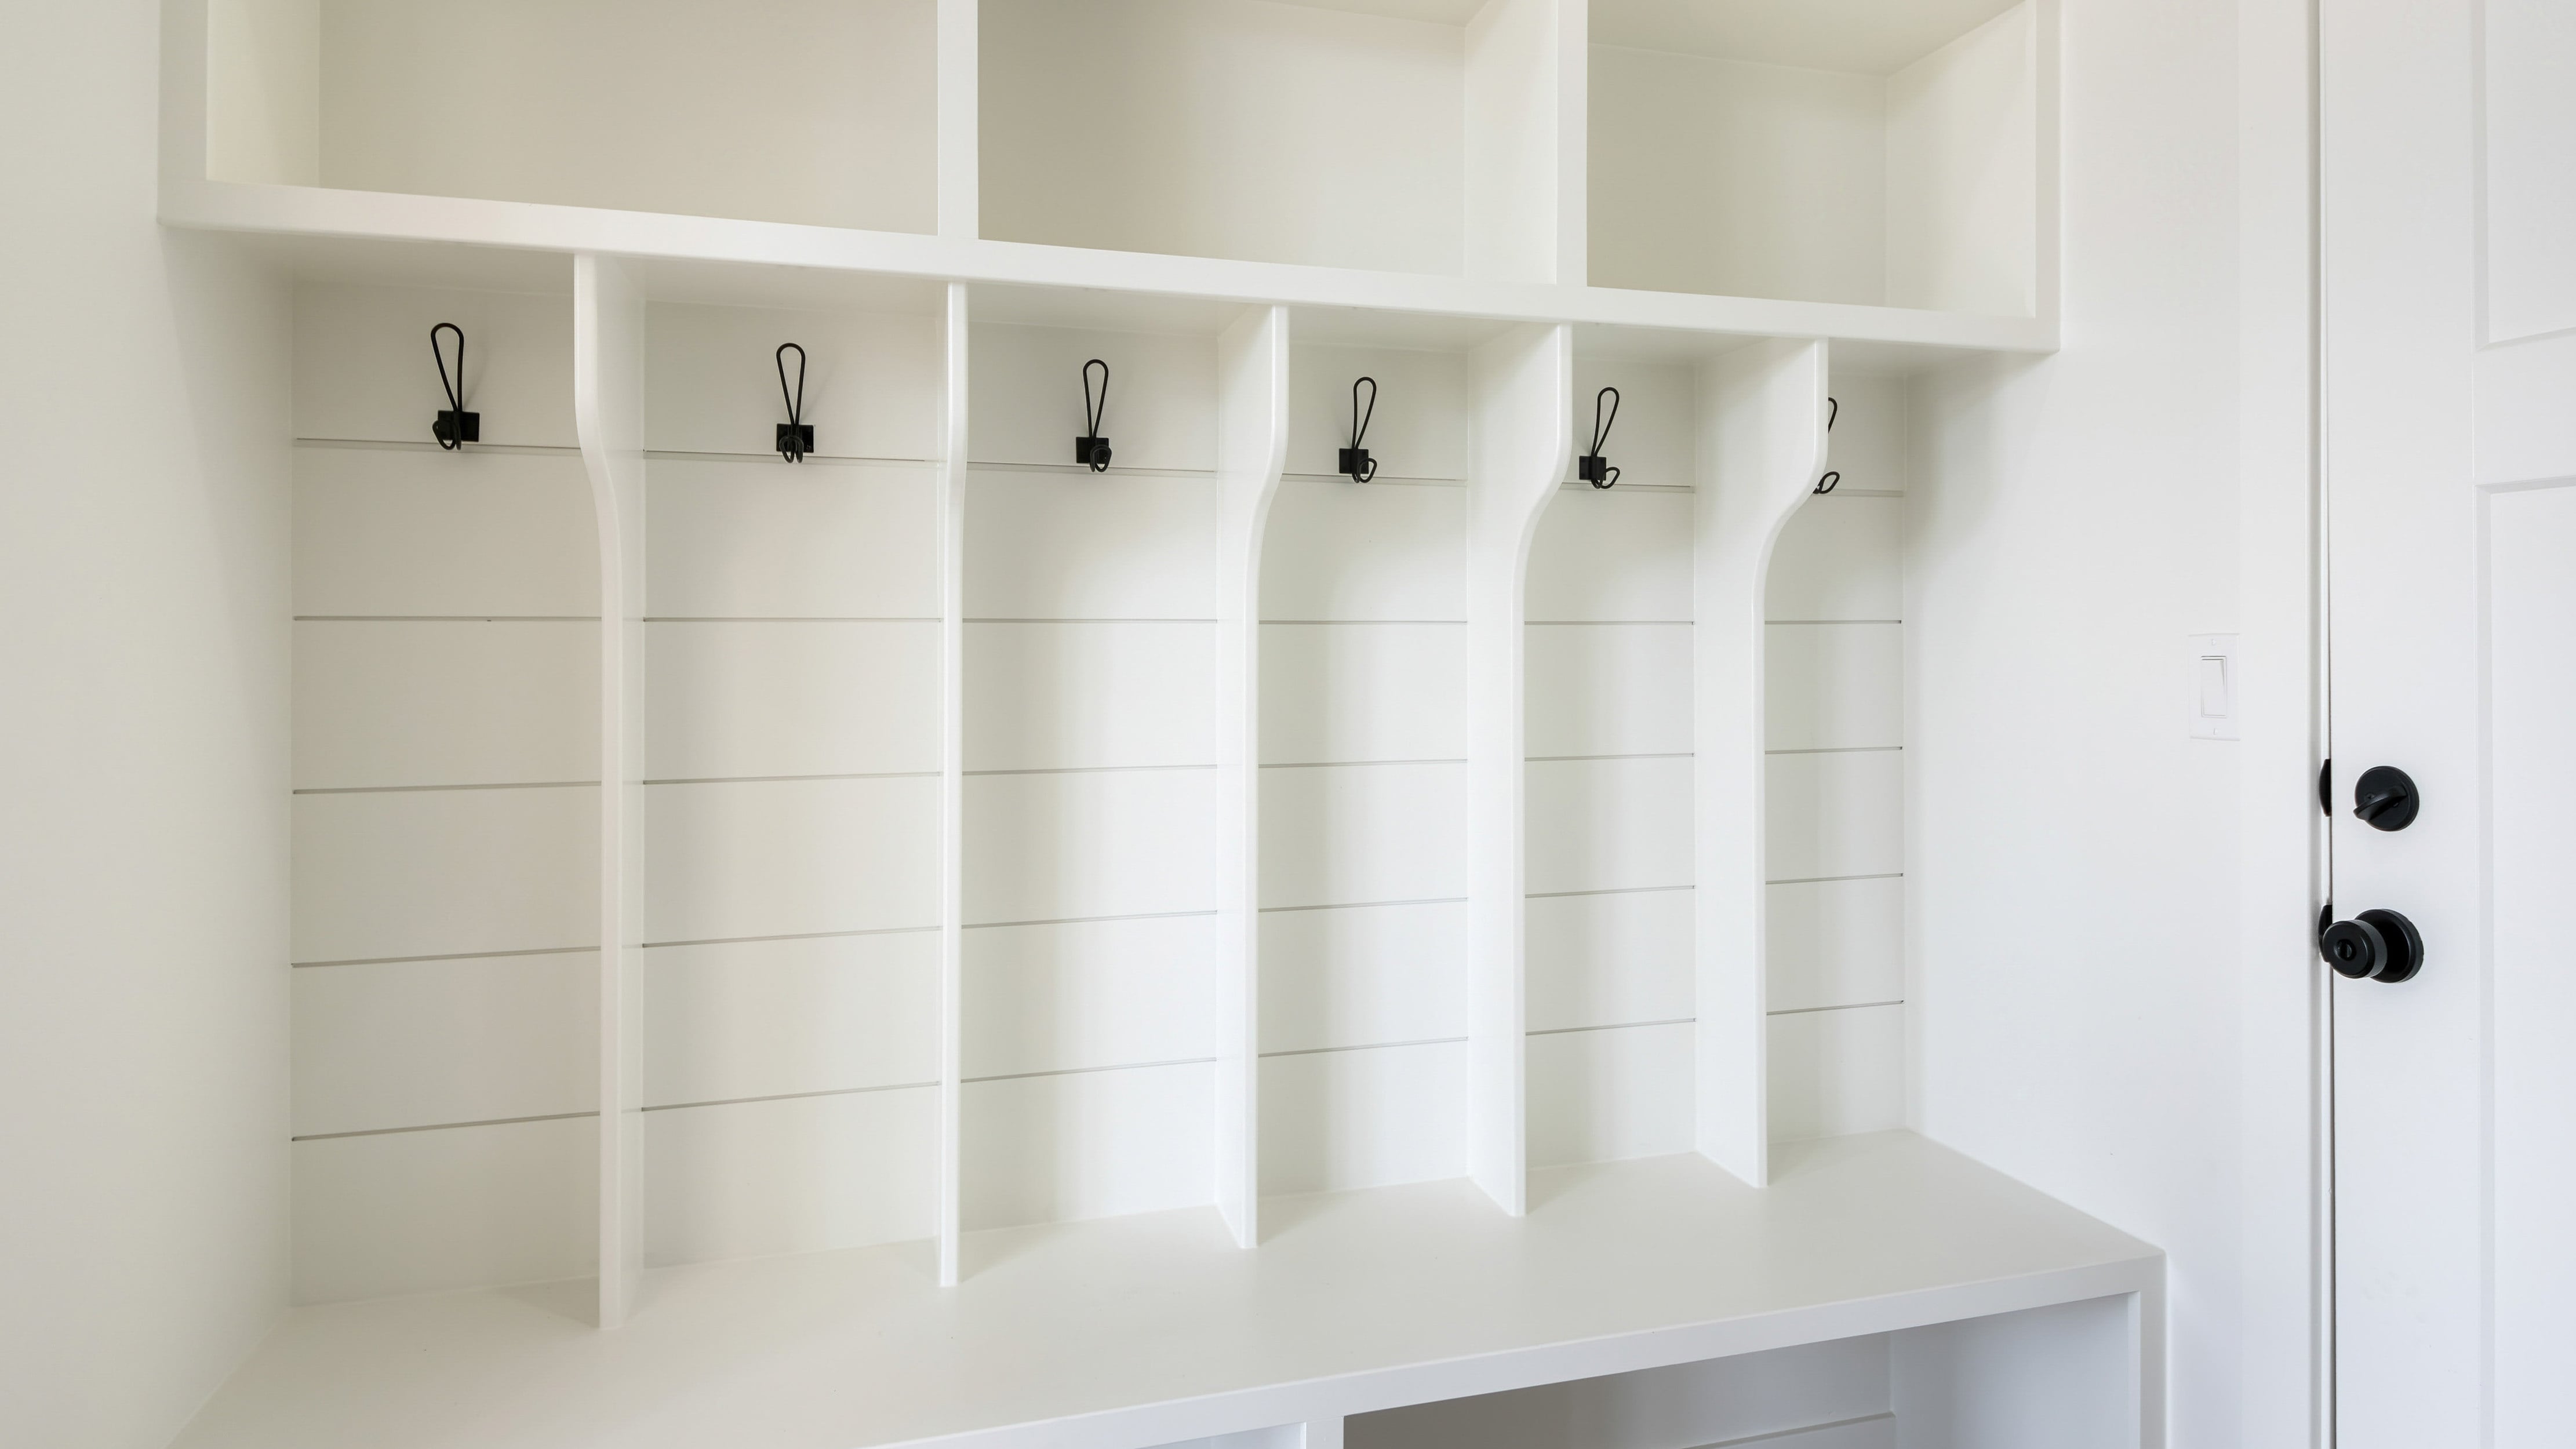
[1578, 387, 1620, 489]
[1340, 377, 1378, 483]
[776, 344, 813, 463]
[430, 323, 478, 449]
[1075, 359, 1112, 471]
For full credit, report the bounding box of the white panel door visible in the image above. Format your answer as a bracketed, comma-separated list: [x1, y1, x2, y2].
[2324, 1, 2576, 1444]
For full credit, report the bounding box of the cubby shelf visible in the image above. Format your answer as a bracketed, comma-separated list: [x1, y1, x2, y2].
[166, 0, 2058, 356]
[183, 0, 2137, 1444]
[172, 1133, 2160, 1449]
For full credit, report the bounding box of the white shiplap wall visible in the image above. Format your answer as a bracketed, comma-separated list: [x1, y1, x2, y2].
[291, 285, 954, 1301]
[637, 299, 944, 1268]
[1766, 372, 1908, 1143]
[289, 289, 1909, 1303]
[962, 322, 1225, 1229]
[290, 283, 599, 1303]
[1259, 341, 1476, 1196]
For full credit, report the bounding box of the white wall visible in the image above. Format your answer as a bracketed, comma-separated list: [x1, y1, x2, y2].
[0, 3, 293, 1446]
[1905, 0, 2312, 1445]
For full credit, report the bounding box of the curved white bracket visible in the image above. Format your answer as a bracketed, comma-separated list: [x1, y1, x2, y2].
[1213, 306, 1292, 1247]
[573, 253, 649, 1324]
[1694, 337, 1832, 1189]
[1467, 323, 1577, 1217]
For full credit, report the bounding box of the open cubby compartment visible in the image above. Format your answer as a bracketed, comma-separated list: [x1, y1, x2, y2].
[1258, 314, 1493, 1207]
[633, 270, 954, 1281]
[1531, 332, 1895, 1187]
[1520, 345, 1698, 1174]
[1765, 363, 1909, 1148]
[1587, 0, 2052, 314]
[1341, 1295, 2140, 1449]
[199, 0, 940, 232]
[288, 270, 602, 1312]
[286, 261, 959, 1323]
[955, 287, 1271, 1249]
[978, 0, 1581, 281]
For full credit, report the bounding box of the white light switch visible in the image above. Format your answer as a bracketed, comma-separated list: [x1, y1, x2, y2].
[2189, 633, 2239, 740]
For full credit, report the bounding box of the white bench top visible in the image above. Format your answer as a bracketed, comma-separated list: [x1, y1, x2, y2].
[171, 1131, 2159, 1449]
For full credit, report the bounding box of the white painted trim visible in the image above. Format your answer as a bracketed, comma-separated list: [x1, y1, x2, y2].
[1693, 338, 1832, 1187]
[574, 253, 650, 1326]
[1465, 325, 1577, 1215]
[1214, 306, 1292, 1246]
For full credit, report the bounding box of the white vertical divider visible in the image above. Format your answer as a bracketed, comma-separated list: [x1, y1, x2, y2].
[937, 0, 978, 240]
[1692, 338, 1831, 1189]
[573, 253, 648, 1326]
[1211, 305, 1291, 1248]
[1465, 323, 1576, 1216]
[1463, 0, 1587, 285]
[937, 283, 969, 1286]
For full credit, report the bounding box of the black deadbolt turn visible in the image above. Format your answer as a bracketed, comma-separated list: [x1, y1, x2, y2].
[2320, 906, 2424, 984]
[2353, 764, 2419, 831]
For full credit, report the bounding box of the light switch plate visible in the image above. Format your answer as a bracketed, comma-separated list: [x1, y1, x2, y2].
[2189, 633, 2239, 740]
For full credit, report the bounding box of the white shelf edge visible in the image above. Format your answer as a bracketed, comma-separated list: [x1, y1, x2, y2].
[168, 1137, 2162, 1449]
[159, 179, 2057, 354]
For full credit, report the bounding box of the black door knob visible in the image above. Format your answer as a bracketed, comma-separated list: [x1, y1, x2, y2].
[2353, 765, 2419, 831]
[2320, 906, 2423, 983]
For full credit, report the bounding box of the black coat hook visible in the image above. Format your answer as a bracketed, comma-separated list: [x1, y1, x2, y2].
[1075, 359, 1112, 471]
[1578, 386, 1621, 489]
[776, 344, 813, 463]
[1340, 376, 1378, 483]
[431, 323, 478, 449]
[1813, 395, 1839, 492]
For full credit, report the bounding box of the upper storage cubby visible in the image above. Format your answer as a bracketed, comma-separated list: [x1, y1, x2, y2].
[980, 0, 1576, 281]
[1588, 0, 2042, 314]
[204, 0, 938, 233]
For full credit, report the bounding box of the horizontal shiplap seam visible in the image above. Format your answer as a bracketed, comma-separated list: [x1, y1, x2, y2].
[1258, 1036, 1467, 1060]
[1260, 757, 1464, 770]
[1524, 884, 1692, 900]
[645, 924, 938, 949]
[642, 1082, 934, 1112]
[645, 449, 934, 467]
[646, 770, 938, 785]
[1763, 745, 1904, 756]
[292, 943, 596, 969]
[1526, 752, 1692, 763]
[293, 779, 596, 795]
[968, 460, 1220, 480]
[1278, 471, 1465, 489]
[296, 614, 602, 622]
[1526, 618, 1693, 626]
[964, 1056, 1217, 1085]
[963, 908, 1217, 931]
[1258, 895, 1466, 914]
[1766, 617, 1902, 626]
[645, 615, 940, 624]
[1768, 1000, 1905, 1017]
[1765, 871, 1905, 887]
[1555, 480, 1690, 493]
[964, 762, 1213, 777]
[966, 616, 1220, 625]
[1260, 618, 1467, 627]
[292, 1108, 596, 1142]
[293, 1082, 948, 1139]
[1526, 1017, 1696, 1037]
[294, 437, 581, 456]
